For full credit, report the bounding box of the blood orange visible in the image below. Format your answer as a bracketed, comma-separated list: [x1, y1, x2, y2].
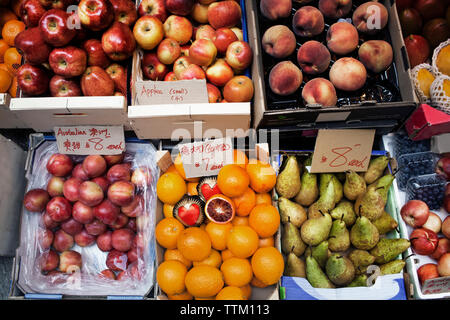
[205, 194, 235, 224]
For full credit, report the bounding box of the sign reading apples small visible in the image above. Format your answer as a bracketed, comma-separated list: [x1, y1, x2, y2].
[54, 125, 125, 155]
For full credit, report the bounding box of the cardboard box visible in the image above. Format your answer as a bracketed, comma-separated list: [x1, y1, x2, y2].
[247, 0, 417, 131]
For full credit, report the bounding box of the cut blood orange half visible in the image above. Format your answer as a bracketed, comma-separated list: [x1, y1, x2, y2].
[205, 194, 235, 224]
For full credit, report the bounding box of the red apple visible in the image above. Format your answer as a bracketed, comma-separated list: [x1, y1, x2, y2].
[157, 38, 181, 65]
[102, 21, 136, 61]
[438, 253, 450, 277]
[188, 38, 217, 67]
[85, 219, 107, 235]
[41, 211, 60, 229]
[431, 238, 450, 260]
[111, 228, 134, 251]
[20, 0, 46, 27]
[121, 194, 144, 217]
[106, 249, 128, 271]
[442, 216, 450, 238]
[106, 63, 127, 96]
[141, 52, 168, 80]
[49, 46, 87, 78]
[225, 41, 253, 71]
[74, 228, 97, 247]
[173, 55, 192, 78]
[138, 0, 167, 22]
[417, 263, 440, 285]
[104, 153, 125, 166]
[49, 75, 82, 97]
[93, 199, 120, 225]
[404, 35, 430, 68]
[14, 27, 51, 65]
[72, 163, 90, 181]
[47, 153, 73, 177]
[131, 166, 152, 188]
[108, 180, 135, 207]
[17, 64, 50, 96]
[46, 196, 72, 222]
[127, 247, 139, 263]
[91, 176, 110, 193]
[83, 39, 112, 69]
[177, 64, 206, 80]
[38, 228, 54, 250]
[163, 15, 193, 45]
[164, 71, 177, 81]
[99, 269, 116, 280]
[396, 0, 413, 11]
[213, 27, 238, 55]
[223, 75, 254, 102]
[207, 83, 222, 103]
[97, 230, 113, 251]
[50, 0, 72, 10]
[410, 228, 439, 255]
[53, 229, 74, 252]
[445, 195, 450, 214]
[165, 0, 195, 16]
[195, 24, 215, 41]
[59, 250, 82, 274]
[206, 58, 234, 87]
[82, 154, 107, 178]
[79, 181, 104, 207]
[110, 0, 137, 26]
[39, 9, 77, 47]
[133, 15, 164, 50]
[72, 201, 95, 224]
[47, 176, 65, 197]
[110, 213, 129, 229]
[61, 218, 84, 236]
[78, 0, 114, 31]
[24, 189, 50, 213]
[106, 163, 131, 183]
[207, 0, 241, 29]
[39, 250, 60, 272]
[436, 156, 450, 180]
[191, 2, 209, 23]
[400, 200, 430, 228]
[422, 211, 442, 234]
[62, 177, 82, 202]
[414, 0, 447, 21]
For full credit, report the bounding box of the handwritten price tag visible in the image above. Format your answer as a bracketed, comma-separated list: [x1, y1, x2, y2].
[179, 137, 234, 179]
[310, 129, 375, 173]
[422, 276, 450, 295]
[54, 125, 125, 155]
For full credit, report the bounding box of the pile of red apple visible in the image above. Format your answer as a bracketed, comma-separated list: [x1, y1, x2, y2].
[14, 0, 137, 97]
[23, 152, 153, 283]
[400, 199, 450, 286]
[133, 0, 254, 103]
[397, 0, 450, 68]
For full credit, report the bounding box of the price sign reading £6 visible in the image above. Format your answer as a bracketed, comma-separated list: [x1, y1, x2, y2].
[179, 137, 234, 179]
[310, 129, 376, 173]
[54, 125, 125, 155]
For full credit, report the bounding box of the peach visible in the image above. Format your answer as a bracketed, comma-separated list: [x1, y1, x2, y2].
[302, 78, 338, 107]
[297, 40, 330, 75]
[326, 21, 359, 55]
[292, 6, 324, 38]
[329, 57, 367, 91]
[260, 0, 292, 21]
[269, 61, 303, 96]
[352, 1, 388, 34]
[358, 40, 393, 73]
[262, 25, 296, 59]
[318, 0, 352, 19]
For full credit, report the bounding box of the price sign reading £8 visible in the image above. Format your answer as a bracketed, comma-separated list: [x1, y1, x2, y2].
[54, 125, 125, 155]
[179, 137, 234, 179]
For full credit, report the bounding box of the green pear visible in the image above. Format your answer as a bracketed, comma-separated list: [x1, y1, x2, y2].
[347, 274, 368, 287]
[305, 240, 330, 269]
[276, 155, 301, 199]
[369, 173, 395, 201]
[320, 174, 343, 204]
[348, 249, 376, 275]
[300, 212, 332, 246]
[325, 254, 355, 286]
[372, 211, 398, 235]
[350, 216, 380, 250]
[370, 238, 411, 264]
[330, 200, 356, 227]
[284, 252, 306, 278]
[328, 219, 350, 252]
[364, 156, 389, 184]
[343, 170, 367, 201]
[282, 222, 306, 257]
[316, 179, 336, 212]
[294, 169, 319, 207]
[278, 197, 307, 228]
[354, 187, 385, 221]
[307, 202, 325, 219]
[306, 255, 335, 288]
[379, 260, 406, 275]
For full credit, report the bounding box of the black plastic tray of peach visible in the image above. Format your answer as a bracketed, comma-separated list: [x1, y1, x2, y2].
[257, 0, 401, 111]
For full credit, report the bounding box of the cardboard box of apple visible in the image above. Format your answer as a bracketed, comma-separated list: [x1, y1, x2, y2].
[14, 0, 137, 97]
[132, 0, 254, 103]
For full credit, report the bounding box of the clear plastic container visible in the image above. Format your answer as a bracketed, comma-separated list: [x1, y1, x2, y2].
[397, 151, 438, 190]
[406, 174, 447, 210]
[392, 131, 431, 159]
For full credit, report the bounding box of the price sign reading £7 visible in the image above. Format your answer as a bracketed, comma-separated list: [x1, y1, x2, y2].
[54, 125, 125, 155]
[310, 129, 376, 173]
[179, 137, 234, 179]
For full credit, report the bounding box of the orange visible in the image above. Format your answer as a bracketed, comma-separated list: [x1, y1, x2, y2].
[258, 236, 274, 248]
[156, 172, 187, 205]
[0, 39, 10, 63]
[255, 193, 272, 206]
[248, 204, 280, 238]
[221, 249, 235, 261]
[193, 248, 222, 268]
[184, 266, 224, 298]
[2, 19, 25, 46]
[226, 226, 259, 259]
[0, 63, 10, 74]
[177, 227, 212, 262]
[217, 164, 250, 198]
[166, 164, 179, 175]
[250, 276, 268, 288]
[174, 153, 200, 182]
[164, 248, 192, 268]
[0, 9, 17, 28]
[251, 247, 284, 286]
[167, 290, 193, 300]
[163, 203, 174, 218]
[246, 159, 277, 194]
[0, 69, 12, 93]
[233, 149, 248, 168]
[156, 260, 187, 296]
[205, 221, 232, 251]
[216, 286, 245, 300]
[195, 296, 216, 300]
[155, 217, 185, 249]
[3, 47, 21, 75]
[205, 194, 235, 224]
[187, 182, 198, 196]
[220, 257, 253, 287]
[232, 216, 249, 227]
[232, 187, 256, 217]
[8, 75, 17, 97]
[240, 284, 252, 300]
